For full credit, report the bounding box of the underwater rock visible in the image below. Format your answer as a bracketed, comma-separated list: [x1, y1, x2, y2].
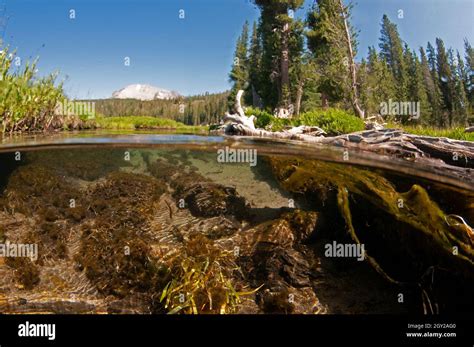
[257, 286, 295, 314]
[197, 217, 242, 240]
[259, 219, 295, 248]
[246, 243, 312, 288]
[181, 183, 250, 220]
[256, 286, 323, 314]
[73, 172, 172, 299]
[281, 210, 319, 243]
[236, 212, 320, 313]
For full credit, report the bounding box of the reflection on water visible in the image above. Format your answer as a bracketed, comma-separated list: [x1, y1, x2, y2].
[0, 134, 472, 314]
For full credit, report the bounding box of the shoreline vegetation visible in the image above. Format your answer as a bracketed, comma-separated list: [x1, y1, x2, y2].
[91, 116, 206, 132]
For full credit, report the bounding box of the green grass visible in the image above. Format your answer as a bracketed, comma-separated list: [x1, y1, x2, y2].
[245, 107, 273, 129]
[248, 107, 365, 135]
[1, 45, 64, 133]
[91, 115, 208, 132]
[387, 123, 474, 142]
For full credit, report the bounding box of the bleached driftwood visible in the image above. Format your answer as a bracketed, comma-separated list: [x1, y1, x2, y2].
[221, 89, 325, 141]
[223, 90, 256, 130]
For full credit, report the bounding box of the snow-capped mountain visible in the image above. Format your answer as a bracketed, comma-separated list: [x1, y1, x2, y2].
[112, 84, 180, 101]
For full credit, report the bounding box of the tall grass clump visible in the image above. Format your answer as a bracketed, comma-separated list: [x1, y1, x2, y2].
[297, 108, 365, 135]
[0, 45, 64, 133]
[251, 107, 365, 135]
[245, 107, 273, 129]
[387, 122, 474, 142]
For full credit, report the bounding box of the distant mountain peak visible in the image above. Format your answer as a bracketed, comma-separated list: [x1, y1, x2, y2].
[112, 84, 180, 101]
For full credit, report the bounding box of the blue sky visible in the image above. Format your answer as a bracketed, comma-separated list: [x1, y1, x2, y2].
[1, 0, 473, 99]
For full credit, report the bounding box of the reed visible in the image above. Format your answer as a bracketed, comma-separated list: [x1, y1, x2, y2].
[0, 45, 65, 133]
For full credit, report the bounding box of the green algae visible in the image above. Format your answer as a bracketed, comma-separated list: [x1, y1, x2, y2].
[268, 157, 474, 284]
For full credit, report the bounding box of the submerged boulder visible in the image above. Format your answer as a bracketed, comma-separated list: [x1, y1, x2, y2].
[180, 183, 250, 220]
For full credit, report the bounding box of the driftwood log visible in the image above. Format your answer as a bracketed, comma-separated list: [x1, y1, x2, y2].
[217, 90, 474, 185]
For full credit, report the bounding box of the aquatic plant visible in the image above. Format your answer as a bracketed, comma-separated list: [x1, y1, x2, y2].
[5, 257, 40, 290]
[159, 234, 258, 314]
[76, 225, 167, 298]
[3, 164, 79, 216]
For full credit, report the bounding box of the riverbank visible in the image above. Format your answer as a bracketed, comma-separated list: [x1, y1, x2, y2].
[91, 116, 207, 132]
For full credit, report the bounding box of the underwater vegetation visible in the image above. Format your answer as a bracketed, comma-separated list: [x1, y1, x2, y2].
[0, 147, 472, 314]
[159, 233, 258, 314]
[267, 157, 474, 313]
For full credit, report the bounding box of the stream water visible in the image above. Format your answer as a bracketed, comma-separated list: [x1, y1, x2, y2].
[0, 133, 472, 314]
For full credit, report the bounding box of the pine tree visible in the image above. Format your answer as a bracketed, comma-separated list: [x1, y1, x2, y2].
[253, 0, 305, 112]
[362, 46, 396, 116]
[307, 0, 364, 118]
[403, 46, 430, 123]
[289, 18, 305, 115]
[457, 50, 469, 96]
[464, 39, 474, 113]
[436, 38, 455, 126]
[426, 42, 439, 77]
[379, 15, 407, 101]
[420, 46, 442, 125]
[228, 21, 250, 111]
[307, 0, 345, 106]
[246, 21, 262, 107]
[449, 49, 468, 124]
[357, 57, 369, 112]
[300, 56, 321, 112]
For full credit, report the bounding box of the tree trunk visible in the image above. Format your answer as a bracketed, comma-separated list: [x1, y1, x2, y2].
[321, 93, 329, 109]
[280, 22, 290, 108]
[295, 80, 304, 115]
[338, 0, 365, 119]
[252, 85, 262, 108]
